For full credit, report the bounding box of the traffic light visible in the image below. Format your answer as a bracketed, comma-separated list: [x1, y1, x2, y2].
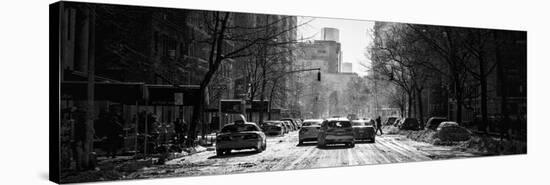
[317, 71, 321, 81]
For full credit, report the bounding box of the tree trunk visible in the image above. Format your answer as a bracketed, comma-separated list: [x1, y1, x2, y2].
[259, 71, 266, 124]
[186, 86, 205, 147]
[268, 79, 278, 120]
[407, 91, 413, 118]
[416, 88, 424, 128]
[479, 54, 489, 133]
[453, 72, 463, 124]
[495, 33, 508, 139]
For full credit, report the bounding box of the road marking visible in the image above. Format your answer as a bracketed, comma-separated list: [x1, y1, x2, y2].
[347, 148, 354, 166]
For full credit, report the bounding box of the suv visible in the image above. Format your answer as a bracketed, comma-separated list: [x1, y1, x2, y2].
[425, 117, 448, 130]
[317, 118, 355, 148]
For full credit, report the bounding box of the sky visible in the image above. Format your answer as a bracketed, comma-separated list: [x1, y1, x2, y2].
[298, 17, 375, 76]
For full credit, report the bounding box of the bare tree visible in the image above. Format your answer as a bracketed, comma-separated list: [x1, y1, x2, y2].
[185, 12, 304, 146]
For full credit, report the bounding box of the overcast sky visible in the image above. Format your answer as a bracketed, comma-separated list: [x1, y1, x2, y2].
[298, 17, 375, 76]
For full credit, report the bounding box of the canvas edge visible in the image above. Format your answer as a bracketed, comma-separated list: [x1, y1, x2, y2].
[50, 1, 61, 184]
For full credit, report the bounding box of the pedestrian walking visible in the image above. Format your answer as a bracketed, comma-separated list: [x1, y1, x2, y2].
[375, 116, 383, 135]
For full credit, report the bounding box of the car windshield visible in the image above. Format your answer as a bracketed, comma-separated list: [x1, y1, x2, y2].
[327, 121, 351, 128]
[221, 124, 260, 133]
[302, 121, 321, 126]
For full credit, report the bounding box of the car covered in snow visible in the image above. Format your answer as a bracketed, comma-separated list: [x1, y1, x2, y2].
[215, 120, 266, 156]
[351, 119, 376, 143]
[425, 117, 448, 130]
[281, 118, 298, 131]
[317, 118, 355, 148]
[281, 120, 292, 134]
[436, 121, 471, 142]
[298, 119, 323, 145]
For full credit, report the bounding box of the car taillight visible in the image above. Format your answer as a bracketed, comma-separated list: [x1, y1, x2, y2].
[243, 134, 259, 140]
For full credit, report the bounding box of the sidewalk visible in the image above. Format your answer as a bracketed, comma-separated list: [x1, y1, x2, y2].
[59, 145, 212, 183]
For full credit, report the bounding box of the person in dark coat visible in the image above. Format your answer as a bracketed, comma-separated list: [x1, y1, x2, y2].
[104, 107, 124, 158]
[375, 116, 383, 135]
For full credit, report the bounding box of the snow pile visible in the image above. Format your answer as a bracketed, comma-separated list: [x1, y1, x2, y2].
[435, 122, 471, 142]
[386, 126, 401, 134]
[404, 129, 437, 143]
[458, 136, 527, 155]
[60, 169, 122, 183]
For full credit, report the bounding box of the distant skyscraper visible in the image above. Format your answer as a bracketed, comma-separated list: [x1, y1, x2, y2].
[321, 27, 339, 42]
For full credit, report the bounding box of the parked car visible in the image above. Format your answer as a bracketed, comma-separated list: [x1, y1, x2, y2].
[351, 119, 376, 143]
[393, 118, 403, 127]
[399, 118, 420, 130]
[261, 120, 286, 136]
[281, 121, 291, 133]
[317, 118, 355, 148]
[215, 120, 267, 156]
[385, 117, 399, 126]
[298, 119, 323, 145]
[425, 117, 448, 130]
[436, 121, 471, 142]
[293, 119, 303, 129]
[281, 118, 297, 131]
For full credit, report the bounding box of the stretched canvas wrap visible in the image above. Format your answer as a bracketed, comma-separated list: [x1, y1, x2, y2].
[50, 1, 527, 183]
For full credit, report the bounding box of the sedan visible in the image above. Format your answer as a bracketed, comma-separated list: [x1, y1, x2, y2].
[298, 119, 323, 145]
[351, 119, 376, 143]
[215, 121, 267, 156]
[317, 118, 355, 148]
[261, 120, 286, 136]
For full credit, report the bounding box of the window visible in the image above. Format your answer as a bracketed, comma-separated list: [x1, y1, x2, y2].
[327, 121, 351, 128]
[302, 121, 321, 126]
[221, 124, 260, 132]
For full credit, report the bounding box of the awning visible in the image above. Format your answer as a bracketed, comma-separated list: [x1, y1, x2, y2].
[61, 81, 201, 106]
[61, 81, 145, 104]
[144, 84, 200, 106]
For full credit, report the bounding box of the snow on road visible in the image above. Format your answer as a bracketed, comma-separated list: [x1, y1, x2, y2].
[126, 131, 477, 179]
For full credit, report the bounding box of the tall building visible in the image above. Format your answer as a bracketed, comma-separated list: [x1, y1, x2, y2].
[321, 27, 340, 42]
[297, 40, 342, 73]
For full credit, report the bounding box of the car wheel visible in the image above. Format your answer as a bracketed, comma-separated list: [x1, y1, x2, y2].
[350, 142, 355, 148]
[216, 149, 224, 156]
[298, 140, 303, 145]
[225, 149, 231, 155]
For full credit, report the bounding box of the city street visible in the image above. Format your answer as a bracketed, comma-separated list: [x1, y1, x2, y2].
[125, 130, 478, 179]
